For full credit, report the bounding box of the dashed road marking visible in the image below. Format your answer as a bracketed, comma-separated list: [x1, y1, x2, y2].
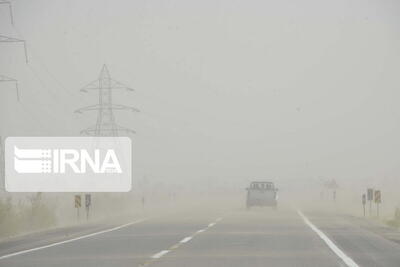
[141, 216, 223, 266]
[0, 218, 147, 260]
[180, 236, 192, 243]
[151, 250, 169, 259]
[297, 210, 359, 267]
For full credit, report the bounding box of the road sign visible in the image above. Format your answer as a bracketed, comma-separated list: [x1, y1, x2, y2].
[367, 188, 374, 216]
[374, 190, 381, 217]
[367, 188, 373, 201]
[362, 194, 366, 217]
[374, 190, 381, 204]
[85, 194, 91, 208]
[75, 195, 81, 208]
[85, 194, 91, 220]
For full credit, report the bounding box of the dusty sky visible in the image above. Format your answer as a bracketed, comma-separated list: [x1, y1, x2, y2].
[1, 0, 400, 188]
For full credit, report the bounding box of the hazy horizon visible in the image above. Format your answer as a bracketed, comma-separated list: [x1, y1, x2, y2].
[1, 0, 400, 187]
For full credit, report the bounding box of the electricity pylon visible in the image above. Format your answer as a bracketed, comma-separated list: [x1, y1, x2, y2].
[0, 35, 28, 63]
[0, 1, 13, 25]
[0, 35, 25, 101]
[0, 76, 18, 191]
[75, 65, 139, 136]
[0, 1, 25, 190]
[0, 74, 18, 100]
[0, 1, 27, 101]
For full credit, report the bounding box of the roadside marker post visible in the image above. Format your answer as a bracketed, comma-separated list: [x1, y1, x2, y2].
[367, 188, 373, 216]
[362, 194, 366, 217]
[374, 190, 381, 217]
[85, 194, 91, 220]
[75, 195, 81, 221]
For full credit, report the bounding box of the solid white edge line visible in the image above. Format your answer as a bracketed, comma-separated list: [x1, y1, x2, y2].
[208, 222, 215, 227]
[0, 218, 147, 260]
[297, 210, 359, 267]
[180, 236, 192, 243]
[152, 250, 169, 259]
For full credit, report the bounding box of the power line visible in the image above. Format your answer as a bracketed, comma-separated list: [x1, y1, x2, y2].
[75, 65, 139, 136]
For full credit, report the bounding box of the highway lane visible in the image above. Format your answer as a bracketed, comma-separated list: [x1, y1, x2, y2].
[0, 208, 224, 267]
[149, 207, 344, 267]
[0, 221, 134, 257]
[307, 212, 400, 267]
[1, 203, 400, 267]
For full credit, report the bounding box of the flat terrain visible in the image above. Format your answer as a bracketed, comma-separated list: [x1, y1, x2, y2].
[1, 202, 400, 267]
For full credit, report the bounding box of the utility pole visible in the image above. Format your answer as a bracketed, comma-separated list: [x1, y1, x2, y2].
[75, 65, 139, 136]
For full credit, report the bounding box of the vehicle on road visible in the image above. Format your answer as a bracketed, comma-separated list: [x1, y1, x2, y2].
[246, 181, 278, 209]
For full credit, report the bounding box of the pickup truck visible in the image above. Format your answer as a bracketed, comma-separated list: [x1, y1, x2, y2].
[246, 181, 278, 209]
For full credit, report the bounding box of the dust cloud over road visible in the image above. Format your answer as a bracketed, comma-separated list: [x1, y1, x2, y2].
[2, 0, 400, 266]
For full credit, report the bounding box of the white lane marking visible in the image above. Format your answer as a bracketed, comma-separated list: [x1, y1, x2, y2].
[146, 216, 224, 263]
[180, 236, 192, 243]
[0, 218, 147, 260]
[146, 216, 224, 264]
[152, 250, 169, 259]
[297, 210, 359, 267]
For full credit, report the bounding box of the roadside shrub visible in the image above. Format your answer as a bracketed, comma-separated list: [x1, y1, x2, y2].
[0, 197, 19, 237]
[0, 194, 56, 238]
[386, 207, 400, 229]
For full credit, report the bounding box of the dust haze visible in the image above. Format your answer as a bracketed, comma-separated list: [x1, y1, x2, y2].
[1, 0, 400, 233]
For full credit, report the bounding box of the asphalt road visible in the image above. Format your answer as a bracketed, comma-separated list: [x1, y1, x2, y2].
[1, 204, 400, 267]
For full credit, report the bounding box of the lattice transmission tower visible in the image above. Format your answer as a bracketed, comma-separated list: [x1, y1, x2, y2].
[0, 2, 28, 101]
[75, 65, 139, 136]
[0, 1, 26, 187]
[0, 1, 13, 25]
[0, 35, 28, 63]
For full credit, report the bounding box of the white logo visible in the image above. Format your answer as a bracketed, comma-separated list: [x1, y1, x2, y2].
[14, 147, 122, 174]
[5, 137, 132, 192]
